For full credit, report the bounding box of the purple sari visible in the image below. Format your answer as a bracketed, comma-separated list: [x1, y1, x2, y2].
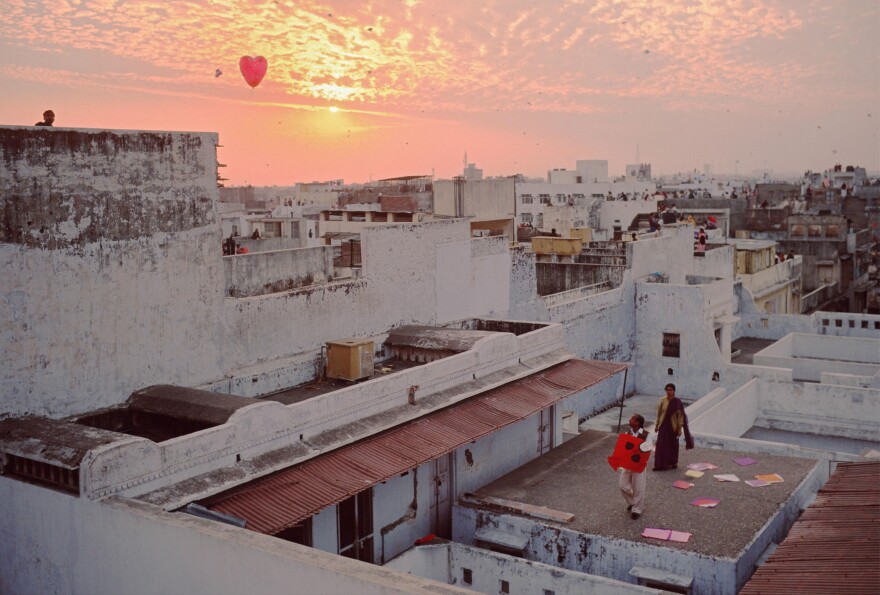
[654, 397, 694, 471]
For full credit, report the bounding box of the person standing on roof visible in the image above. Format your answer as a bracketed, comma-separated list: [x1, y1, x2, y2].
[653, 383, 693, 471]
[619, 414, 651, 520]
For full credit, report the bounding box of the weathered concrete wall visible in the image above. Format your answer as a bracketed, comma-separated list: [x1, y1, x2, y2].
[0, 479, 463, 595]
[536, 262, 623, 295]
[689, 379, 759, 437]
[813, 311, 880, 338]
[436, 236, 511, 323]
[755, 380, 880, 440]
[633, 281, 728, 398]
[433, 178, 516, 220]
[753, 334, 880, 382]
[0, 127, 215, 249]
[452, 506, 740, 594]
[223, 246, 334, 297]
[1, 126, 224, 419]
[690, 376, 880, 442]
[629, 226, 693, 284]
[387, 542, 660, 594]
[454, 411, 544, 498]
[550, 286, 636, 363]
[693, 245, 735, 279]
[507, 245, 542, 322]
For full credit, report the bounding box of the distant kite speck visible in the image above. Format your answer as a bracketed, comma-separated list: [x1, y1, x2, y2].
[643, 49, 650, 54]
[215, 69, 222, 77]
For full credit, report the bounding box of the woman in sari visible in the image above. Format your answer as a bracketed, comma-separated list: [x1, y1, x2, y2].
[653, 383, 694, 471]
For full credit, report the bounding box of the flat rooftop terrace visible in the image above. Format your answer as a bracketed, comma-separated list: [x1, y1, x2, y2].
[470, 429, 818, 559]
[260, 358, 423, 405]
[731, 337, 777, 365]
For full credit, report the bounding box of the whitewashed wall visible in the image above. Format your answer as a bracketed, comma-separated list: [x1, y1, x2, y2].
[688, 379, 759, 436]
[755, 380, 880, 439]
[453, 507, 739, 594]
[554, 287, 636, 362]
[628, 226, 694, 285]
[689, 377, 880, 442]
[453, 413, 543, 497]
[753, 334, 880, 381]
[693, 245, 735, 279]
[0, 479, 461, 595]
[387, 542, 660, 594]
[1, 127, 225, 418]
[223, 245, 334, 297]
[433, 178, 516, 220]
[633, 281, 727, 398]
[374, 465, 436, 564]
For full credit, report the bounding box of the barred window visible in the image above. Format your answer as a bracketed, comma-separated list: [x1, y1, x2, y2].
[662, 333, 681, 358]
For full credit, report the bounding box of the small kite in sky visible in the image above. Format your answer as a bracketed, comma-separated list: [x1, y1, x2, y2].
[214, 68, 222, 78]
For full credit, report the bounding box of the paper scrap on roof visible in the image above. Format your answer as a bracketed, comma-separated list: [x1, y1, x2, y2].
[642, 528, 671, 540]
[734, 457, 757, 466]
[714, 474, 740, 482]
[673, 480, 694, 490]
[690, 497, 720, 508]
[746, 479, 770, 487]
[687, 462, 718, 471]
[642, 528, 692, 543]
[607, 433, 651, 473]
[685, 470, 704, 478]
[755, 473, 784, 484]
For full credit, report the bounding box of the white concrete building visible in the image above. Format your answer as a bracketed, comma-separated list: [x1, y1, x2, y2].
[576, 159, 609, 183]
[2, 126, 877, 595]
[515, 183, 658, 236]
[433, 177, 516, 239]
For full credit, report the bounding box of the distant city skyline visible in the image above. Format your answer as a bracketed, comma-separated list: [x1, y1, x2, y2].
[1, 0, 878, 185]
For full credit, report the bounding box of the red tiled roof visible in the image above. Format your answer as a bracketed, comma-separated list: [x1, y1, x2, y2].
[741, 461, 880, 595]
[204, 359, 627, 535]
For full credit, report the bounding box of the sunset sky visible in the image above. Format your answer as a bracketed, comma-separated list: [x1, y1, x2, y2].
[1, 0, 878, 186]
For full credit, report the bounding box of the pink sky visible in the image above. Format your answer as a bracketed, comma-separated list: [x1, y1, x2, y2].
[1, 0, 878, 185]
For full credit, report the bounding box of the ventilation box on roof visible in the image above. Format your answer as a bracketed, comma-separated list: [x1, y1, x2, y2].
[326, 339, 374, 381]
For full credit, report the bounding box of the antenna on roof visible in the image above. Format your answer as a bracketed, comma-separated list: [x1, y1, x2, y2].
[463, 151, 467, 167]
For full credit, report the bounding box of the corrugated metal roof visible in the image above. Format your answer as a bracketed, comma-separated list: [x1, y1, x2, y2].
[740, 461, 880, 595]
[204, 359, 626, 535]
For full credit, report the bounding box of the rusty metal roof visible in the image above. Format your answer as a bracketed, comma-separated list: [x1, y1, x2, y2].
[740, 461, 880, 595]
[203, 358, 627, 535]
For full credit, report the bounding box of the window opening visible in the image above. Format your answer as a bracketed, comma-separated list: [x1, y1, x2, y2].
[275, 517, 313, 547]
[662, 333, 681, 358]
[338, 489, 374, 563]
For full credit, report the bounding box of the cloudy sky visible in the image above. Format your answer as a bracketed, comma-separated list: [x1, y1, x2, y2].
[1, 0, 878, 185]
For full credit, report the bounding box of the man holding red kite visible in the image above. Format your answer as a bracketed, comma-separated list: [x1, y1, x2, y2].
[608, 414, 652, 519]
